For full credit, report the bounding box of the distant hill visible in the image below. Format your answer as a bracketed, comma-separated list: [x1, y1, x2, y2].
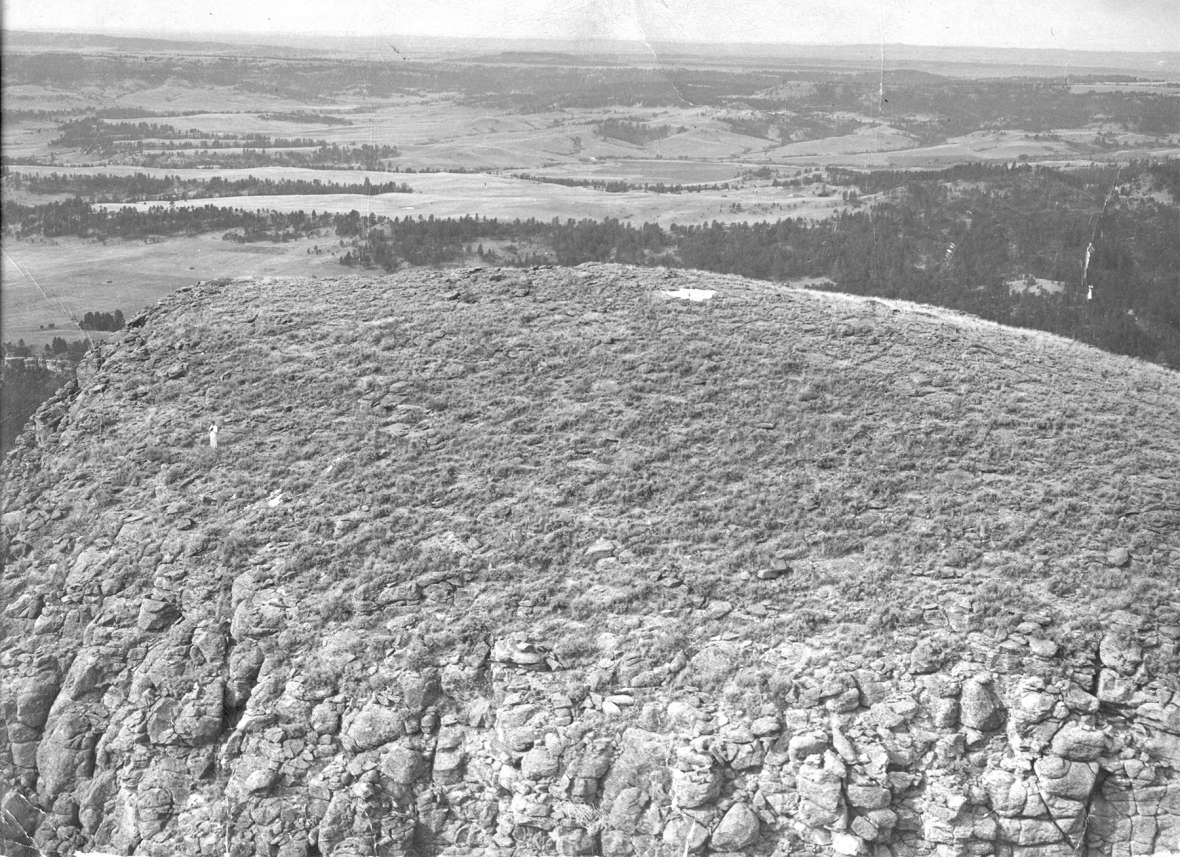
[845, 68, 950, 85]
[2, 265, 1178, 857]
[2, 29, 324, 58]
[470, 51, 610, 65]
[7, 30, 1180, 76]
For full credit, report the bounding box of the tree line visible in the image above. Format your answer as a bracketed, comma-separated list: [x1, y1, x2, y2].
[80, 310, 125, 331]
[514, 173, 734, 194]
[341, 162, 1180, 368]
[5, 161, 1177, 368]
[822, 162, 1036, 194]
[595, 119, 680, 145]
[3, 170, 413, 202]
[258, 111, 351, 125]
[757, 77, 1180, 143]
[26, 130, 402, 170]
[100, 143, 402, 170]
[51, 116, 328, 153]
[1, 198, 337, 242]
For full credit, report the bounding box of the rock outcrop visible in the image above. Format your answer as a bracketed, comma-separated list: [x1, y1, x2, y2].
[2, 265, 1178, 857]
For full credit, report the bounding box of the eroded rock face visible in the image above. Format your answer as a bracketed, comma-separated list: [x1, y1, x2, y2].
[2, 266, 1179, 856]
[8, 618, 1180, 857]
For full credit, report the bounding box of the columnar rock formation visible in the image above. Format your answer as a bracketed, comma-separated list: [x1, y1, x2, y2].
[2, 265, 1178, 857]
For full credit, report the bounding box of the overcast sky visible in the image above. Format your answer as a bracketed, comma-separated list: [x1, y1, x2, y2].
[5, 0, 1179, 52]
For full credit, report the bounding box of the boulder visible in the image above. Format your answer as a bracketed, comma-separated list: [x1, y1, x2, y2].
[1034, 756, 1097, 801]
[343, 702, 404, 751]
[831, 831, 865, 855]
[606, 787, 647, 834]
[34, 710, 94, 798]
[788, 731, 828, 761]
[710, 801, 759, 850]
[1049, 724, 1108, 761]
[136, 597, 179, 631]
[491, 638, 550, 670]
[795, 762, 844, 828]
[432, 748, 466, 783]
[243, 769, 276, 793]
[1105, 547, 1132, 567]
[521, 746, 560, 779]
[751, 715, 780, 736]
[960, 678, 1004, 731]
[554, 826, 597, 856]
[15, 671, 60, 729]
[662, 816, 708, 853]
[229, 592, 288, 641]
[601, 728, 670, 804]
[1099, 632, 1142, 675]
[1, 789, 42, 836]
[671, 768, 721, 808]
[380, 745, 424, 785]
[846, 782, 891, 811]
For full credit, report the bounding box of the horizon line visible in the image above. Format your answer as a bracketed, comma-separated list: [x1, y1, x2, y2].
[6, 26, 1180, 58]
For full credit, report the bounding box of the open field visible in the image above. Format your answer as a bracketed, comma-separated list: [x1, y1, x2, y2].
[2, 234, 343, 347]
[824, 136, 1180, 168]
[511, 159, 746, 183]
[0, 80, 333, 114]
[8, 66, 1180, 171]
[10, 105, 1177, 173]
[93, 178, 850, 225]
[2, 157, 747, 188]
[1069, 81, 1180, 94]
[9, 166, 852, 228]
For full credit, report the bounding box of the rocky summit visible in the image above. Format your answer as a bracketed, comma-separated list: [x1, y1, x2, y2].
[2, 263, 1179, 857]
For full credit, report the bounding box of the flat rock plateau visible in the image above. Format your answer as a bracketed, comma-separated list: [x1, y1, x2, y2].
[2, 263, 1179, 857]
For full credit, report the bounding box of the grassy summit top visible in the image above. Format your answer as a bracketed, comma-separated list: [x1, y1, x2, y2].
[4, 263, 1178, 683]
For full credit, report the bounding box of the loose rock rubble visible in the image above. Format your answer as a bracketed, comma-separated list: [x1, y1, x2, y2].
[2, 265, 1178, 857]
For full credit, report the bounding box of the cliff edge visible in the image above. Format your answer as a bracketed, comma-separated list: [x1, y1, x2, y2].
[2, 264, 1178, 857]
